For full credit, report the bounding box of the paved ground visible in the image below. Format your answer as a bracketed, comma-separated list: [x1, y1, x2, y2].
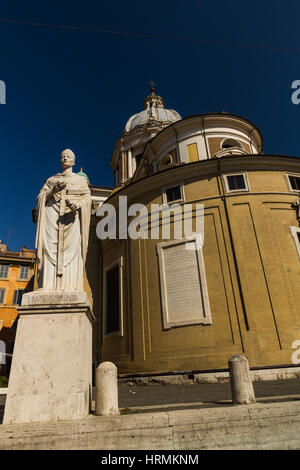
[119, 379, 299, 406]
[117, 379, 300, 411]
[1, 379, 299, 423]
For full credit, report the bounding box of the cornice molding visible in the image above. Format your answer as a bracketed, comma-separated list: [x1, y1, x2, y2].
[106, 155, 300, 204]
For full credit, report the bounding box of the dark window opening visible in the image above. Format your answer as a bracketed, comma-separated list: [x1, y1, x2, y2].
[0, 288, 5, 304]
[105, 265, 120, 334]
[135, 154, 143, 169]
[221, 139, 241, 149]
[289, 176, 300, 191]
[13, 289, 24, 305]
[227, 175, 246, 191]
[166, 186, 182, 202]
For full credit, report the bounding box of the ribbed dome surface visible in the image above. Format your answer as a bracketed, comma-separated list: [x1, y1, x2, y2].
[125, 107, 181, 132]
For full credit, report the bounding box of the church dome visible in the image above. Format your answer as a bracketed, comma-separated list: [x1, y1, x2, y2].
[77, 168, 90, 184]
[125, 84, 181, 132]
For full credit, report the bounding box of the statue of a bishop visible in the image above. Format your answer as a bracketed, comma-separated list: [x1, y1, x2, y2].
[35, 149, 91, 291]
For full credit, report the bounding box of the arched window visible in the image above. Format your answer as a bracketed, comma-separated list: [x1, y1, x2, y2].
[159, 154, 172, 171]
[221, 138, 242, 149]
[158, 149, 177, 171]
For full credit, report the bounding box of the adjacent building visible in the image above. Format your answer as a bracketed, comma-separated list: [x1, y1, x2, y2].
[0, 241, 36, 376]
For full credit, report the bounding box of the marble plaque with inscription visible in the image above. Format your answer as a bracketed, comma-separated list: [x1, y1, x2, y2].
[157, 239, 211, 329]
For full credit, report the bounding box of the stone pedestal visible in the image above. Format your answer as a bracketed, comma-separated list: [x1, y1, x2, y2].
[3, 291, 94, 425]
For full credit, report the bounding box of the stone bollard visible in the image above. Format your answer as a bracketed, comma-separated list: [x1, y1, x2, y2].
[228, 354, 256, 405]
[95, 361, 119, 416]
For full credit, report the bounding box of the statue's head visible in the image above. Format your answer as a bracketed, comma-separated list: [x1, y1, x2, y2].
[60, 149, 75, 169]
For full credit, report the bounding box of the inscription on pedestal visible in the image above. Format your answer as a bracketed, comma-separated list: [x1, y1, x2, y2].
[21, 290, 91, 307]
[157, 239, 212, 329]
[30, 293, 78, 305]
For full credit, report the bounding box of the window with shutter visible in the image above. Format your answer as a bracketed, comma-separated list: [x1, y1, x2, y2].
[0, 289, 6, 304]
[0, 265, 9, 278]
[19, 266, 29, 280]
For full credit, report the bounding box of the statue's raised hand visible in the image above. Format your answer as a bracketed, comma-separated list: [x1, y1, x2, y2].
[52, 181, 67, 194]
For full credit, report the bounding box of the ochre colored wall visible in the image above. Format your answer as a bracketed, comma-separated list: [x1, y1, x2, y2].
[84, 215, 104, 364]
[98, 157, 300, 373]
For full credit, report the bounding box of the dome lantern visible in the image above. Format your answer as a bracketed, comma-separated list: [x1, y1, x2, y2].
[124, 84, 181, 133]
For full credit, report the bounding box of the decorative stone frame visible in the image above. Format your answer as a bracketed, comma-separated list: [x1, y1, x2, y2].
[162, 181, 185, 205]
[157, 238, 212, 330]
[290, 226, 300, 260]
[103, 256, 124, 337]
[285, 172, 300, 193]
[220, 138, 243, 149]
[214, 147, 249, 158]
[222, 171, 250, 194]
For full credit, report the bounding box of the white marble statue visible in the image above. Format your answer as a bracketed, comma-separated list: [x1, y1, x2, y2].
[35, 149, 91, 291]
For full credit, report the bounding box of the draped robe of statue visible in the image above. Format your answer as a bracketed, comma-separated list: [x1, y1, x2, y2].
[35, 172, 91, 291]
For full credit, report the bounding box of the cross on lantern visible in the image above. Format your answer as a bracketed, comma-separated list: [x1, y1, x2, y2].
[148, 79, 156, 92]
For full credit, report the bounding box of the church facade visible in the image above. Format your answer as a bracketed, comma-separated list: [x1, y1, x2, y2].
[85, 86, 300, 376]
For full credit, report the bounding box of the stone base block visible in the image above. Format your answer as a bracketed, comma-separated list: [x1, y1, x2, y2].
[3, 303, 93, 425]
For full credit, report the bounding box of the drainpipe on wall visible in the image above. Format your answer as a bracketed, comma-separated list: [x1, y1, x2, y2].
[217, 159, 250, 331]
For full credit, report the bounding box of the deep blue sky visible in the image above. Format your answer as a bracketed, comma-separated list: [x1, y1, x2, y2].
[1, 0, 300, 250]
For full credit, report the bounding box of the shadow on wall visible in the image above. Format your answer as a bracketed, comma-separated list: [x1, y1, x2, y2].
[85, 223, 103, 371]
